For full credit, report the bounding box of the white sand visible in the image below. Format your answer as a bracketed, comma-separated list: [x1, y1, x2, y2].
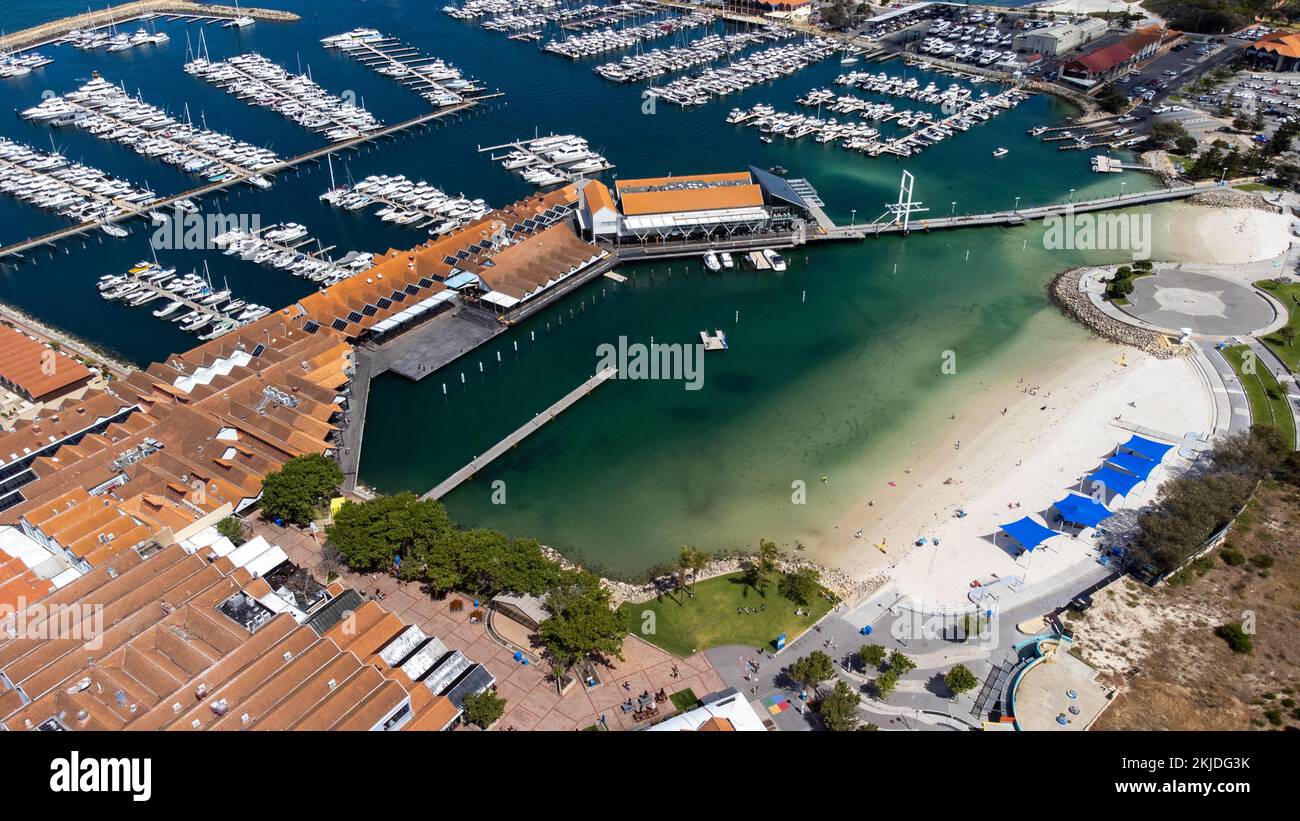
[809, 201, 1278, 606]
[1029, 0, 1156, 20]
[1153, 205, 1295, 265]
[821, 349, 1211, 605]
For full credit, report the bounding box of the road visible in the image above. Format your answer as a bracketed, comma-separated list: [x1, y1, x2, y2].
[706, 560, 1114, 731]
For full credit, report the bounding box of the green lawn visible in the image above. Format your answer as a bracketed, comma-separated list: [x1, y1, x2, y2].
[619, 571, 835, 657]
[1223, 345, 1296, 445]
[669, 688, 699, 713]
[1255, 280, 1300, 372]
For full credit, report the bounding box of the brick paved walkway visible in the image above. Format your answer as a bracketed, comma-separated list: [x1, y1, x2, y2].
[247, 517, 726, 731]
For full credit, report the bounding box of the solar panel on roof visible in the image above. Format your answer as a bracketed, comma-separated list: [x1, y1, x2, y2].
[250, 343, 267, 357]
[443, 255, 458, 266]
[405, 285, 419, 295]
[456, 250, 470, 260]
[346, 311, 363, 324]
[362, 305, 378, 317]
[302, 321, 320, 333]
[418, 278, 434, 289]
[377, 297, 392, 310]
[330, 318, 348, 332]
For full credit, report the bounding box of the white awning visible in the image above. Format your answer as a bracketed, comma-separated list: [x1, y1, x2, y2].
[621, 206, 770, 232]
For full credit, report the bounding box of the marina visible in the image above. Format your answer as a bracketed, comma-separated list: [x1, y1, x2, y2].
[1028, 118, 1147, 153]
[541, 10, 714, 59]
[0, 51, 53, 78]
[480, 132, 614, 186]
[184, 50, 383, 141]
[65, 19, 170, 53]
[0, 136, 159, 227]
[0, 0, 1215, 585]
[0, 99, 478, 260]
[320, 28, 489, 108]
[646, 37, 839, 107]
[321, 170, 490, 235]
[22, 74, 282, 183]
[468, 2, 658, 35]
[740, 83, 1034, 158]
[97, 259, 268, 339]
[593, 26, 792, 84]
[0, 3, 299, 55]
[212, 221, 374, 286]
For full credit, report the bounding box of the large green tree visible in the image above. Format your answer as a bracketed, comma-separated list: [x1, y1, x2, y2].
[873, 668, 899, 700]
[461, 689, 507, 728]
[779, 566, 822, 605]
[945, 664, 979, 695]
[750, 538, 781, 595]
[538, 570, 626, 688]
[327, 491, 454, 573]
[818, 679, 862, 731]
[789, 650, 836, 696]
[888, 650, 917, 675]
[858, 644, 887, 670]
[260, 453, 342, 526]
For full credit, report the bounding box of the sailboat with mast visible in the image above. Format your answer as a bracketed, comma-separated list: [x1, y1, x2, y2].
[223, 0, 254, 28]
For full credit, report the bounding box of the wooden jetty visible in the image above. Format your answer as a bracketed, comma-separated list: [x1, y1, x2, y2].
[421, 366, 618, 500]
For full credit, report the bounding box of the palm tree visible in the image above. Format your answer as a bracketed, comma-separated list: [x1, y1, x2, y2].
[754, 538, 781, 595]
[689, 547, 709, 596]
[677, 545, 693, 606]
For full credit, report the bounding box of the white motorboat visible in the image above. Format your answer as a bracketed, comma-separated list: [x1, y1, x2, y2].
[762, 249, 787, 272]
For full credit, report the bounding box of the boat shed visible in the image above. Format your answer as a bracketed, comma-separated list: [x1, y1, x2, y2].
[588, 169, 808, 242]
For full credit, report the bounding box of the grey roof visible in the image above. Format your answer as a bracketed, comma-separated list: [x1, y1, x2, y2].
[443, 664, 497, 710]
[491, 592, 549, 625]
[422, 650, 471, 695]
[748, 165, 809, 211]
[303, 588, 364, 635]
[378, 624, 428, 667]
[401, 637, 451, 682]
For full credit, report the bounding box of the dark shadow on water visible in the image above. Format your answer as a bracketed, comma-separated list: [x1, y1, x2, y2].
[709, 371, 760, 394]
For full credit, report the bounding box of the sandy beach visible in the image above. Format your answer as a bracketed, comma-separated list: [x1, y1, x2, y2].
[1153, 204, 1295, 265]
[1028, 0, 1158, 21]
[810, 202, 1288, 606]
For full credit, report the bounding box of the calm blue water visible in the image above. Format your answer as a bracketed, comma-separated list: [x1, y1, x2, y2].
[0, 1, 1149, 576]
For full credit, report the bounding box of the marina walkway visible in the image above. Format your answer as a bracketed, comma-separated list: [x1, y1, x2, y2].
[840, 182, 1221, 237]
[421, 366, 617, 501]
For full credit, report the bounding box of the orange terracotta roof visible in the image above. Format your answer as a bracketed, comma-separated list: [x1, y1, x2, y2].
[1252, 32, 1300, 59]
[0, 327, 94, 402]
[404, 695, 461, 731]
[582, 180, 615, 212]
[620, 183, 764, 216]
[697, 717, 735, 731]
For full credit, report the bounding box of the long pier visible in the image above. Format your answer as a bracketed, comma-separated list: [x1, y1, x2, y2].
[0, 100, 483, 261]
[835, 182, 1221, 239]
[421, 366, 618, 500]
